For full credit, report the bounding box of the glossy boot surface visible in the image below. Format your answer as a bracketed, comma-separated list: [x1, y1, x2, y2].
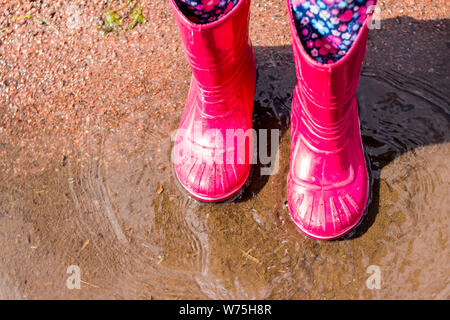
[170, 0, 256, 202]
[287, 1, 370, 240]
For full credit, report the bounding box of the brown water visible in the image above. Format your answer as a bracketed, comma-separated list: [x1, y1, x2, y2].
[1, 41, 448, 299]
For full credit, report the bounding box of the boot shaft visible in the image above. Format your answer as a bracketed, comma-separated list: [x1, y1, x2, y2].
[169, 0, 252, 89]
[287, 0, 372, 150]
[287, 0, 369, 126]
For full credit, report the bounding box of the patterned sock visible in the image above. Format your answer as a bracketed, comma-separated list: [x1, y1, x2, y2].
[291, 0, 376, 64]
[175, 0, 239, 24]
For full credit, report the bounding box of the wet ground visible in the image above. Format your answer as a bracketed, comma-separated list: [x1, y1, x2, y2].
[0, 0, 449, 299]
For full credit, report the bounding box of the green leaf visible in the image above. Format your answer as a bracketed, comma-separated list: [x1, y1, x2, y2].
[101, 10, 122, 34]
[127, 5, 146, 30]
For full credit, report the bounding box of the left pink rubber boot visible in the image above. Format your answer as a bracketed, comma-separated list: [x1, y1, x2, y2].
[170, 0, 256, 202]
[286, 1, 371, 240]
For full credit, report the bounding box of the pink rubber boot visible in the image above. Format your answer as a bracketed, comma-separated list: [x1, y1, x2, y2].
[286, 1, 370, 240]
[170, 0, 256, 202]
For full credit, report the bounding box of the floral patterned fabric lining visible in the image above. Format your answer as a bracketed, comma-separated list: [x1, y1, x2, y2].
[291, 0, 376, 64]
[174, 0, 239, 24]
[174, 0, 376, 64]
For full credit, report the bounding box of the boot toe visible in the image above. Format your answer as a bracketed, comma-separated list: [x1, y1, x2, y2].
[174, 139, 251, 202]
[288, 164, 368, 240]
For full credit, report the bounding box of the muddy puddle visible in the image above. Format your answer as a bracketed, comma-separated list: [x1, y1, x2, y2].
[1, 47, 448, 299]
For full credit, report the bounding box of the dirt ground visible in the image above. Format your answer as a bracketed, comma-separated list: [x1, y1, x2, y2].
[0, 0, 449, 299]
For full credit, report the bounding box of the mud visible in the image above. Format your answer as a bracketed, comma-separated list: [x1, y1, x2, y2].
[0, 1, 449, 299]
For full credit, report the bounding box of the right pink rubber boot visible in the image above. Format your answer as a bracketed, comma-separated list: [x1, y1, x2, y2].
[170, 0, 256, 202]
[286, 1, 371, 240]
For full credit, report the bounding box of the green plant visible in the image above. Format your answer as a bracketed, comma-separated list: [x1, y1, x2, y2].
[100, 0, 146, 34]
